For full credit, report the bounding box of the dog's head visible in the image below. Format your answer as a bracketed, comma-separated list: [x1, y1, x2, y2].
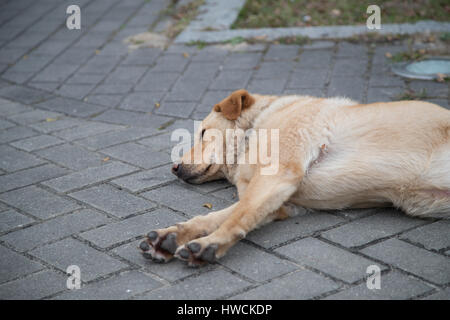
[172, 89, 256, 184]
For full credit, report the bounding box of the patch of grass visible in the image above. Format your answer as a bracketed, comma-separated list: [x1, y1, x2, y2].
[395, 89, 428, 101]
[224, 36, 246, 45]
[232, 0, 449, 29]
[439, 32, 450, 43]
[187, 40, 207, 49]
[165, 0, 205, 38]
[277, 35, 310, 45]
[389, 50, 426, 62]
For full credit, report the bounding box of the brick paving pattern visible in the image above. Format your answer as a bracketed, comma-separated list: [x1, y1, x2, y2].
[0, 0, 448, 300]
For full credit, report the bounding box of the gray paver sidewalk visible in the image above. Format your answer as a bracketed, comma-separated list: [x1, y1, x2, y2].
[0, 0, 449, 300]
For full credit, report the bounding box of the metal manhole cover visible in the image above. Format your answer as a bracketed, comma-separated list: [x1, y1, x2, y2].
[391, 57, 450, 80]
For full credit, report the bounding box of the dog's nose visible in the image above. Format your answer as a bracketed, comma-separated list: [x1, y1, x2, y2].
[172, 163, 179, 174]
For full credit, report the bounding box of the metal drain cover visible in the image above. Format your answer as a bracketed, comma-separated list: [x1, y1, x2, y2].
[391, 57, 450, 80]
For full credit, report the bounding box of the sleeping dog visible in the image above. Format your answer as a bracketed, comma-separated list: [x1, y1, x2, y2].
[140, 89, 450, 267]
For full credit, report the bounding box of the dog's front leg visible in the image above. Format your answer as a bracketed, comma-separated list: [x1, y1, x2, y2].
[174, 167, 302, 266]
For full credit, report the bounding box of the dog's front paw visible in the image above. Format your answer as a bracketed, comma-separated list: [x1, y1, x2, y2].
[174, 240, 219, 267]
[139, 228, 179, 263]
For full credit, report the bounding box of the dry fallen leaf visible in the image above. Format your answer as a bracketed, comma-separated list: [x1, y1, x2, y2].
[103, 157, 110, 162]
[385, 52, 392, 58]
[182, 52, 189, 58]
[436, 73, 447, 83]
[46, 118, 57, 122]
[23, 55, 28, 59]
[95, 49, 101, 54]
[155, 102, 160, 108]
[203, 203, 213, 209]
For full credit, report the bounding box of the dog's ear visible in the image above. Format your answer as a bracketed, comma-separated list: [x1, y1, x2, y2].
[213, 89, 255, 120]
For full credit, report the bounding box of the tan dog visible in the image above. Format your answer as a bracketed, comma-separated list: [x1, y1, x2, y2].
[140, 89, 450, 266]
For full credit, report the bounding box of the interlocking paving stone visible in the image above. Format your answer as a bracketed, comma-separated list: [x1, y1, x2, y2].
[30, 238, 128, 282]
[288, 70, 328, 89]
[0, 209, 35, 233]
[230, 269, 339, 300]
[264, 45, 300, 61]
[52, 122, 123, 141]
[0, 209, 111, 252]
[111, 164, 176, 192]
[120, 92, 165, 113]
[361, 239, 450, 285]
[112, 240, 214, 282]
[93, 83, 133, 95]
[0, 185, 80, 219]
[0, 85, 52, 104]
[138, 269, 251, 300]
[422, 288, 450, 300]
[0, 164, 69, 193]
[7, 110, 62, 125]
[137, 131, 178, 151]
[104, 66, 148, 84]
[0, 270, 67, 300]
[42, 162, 137, 193]
[210, 186, 238, 202]
[70, 184, 156, 218]
[321, 209, 427, 248]
[10, 134, 63, 152]
[35, 97, 106, 118]
[85, 94, 123, 107]
[296, 50, 333, 69]
[152, 54, 189, 72]
[0, 99, 31, 116]
[276, 237, 386, 283]
[36, 143, 105, 170]
[221, 242, 298, 282]
[325, 271, 433, 300]
[367, 86, 404, 103]
[0, 245, 43, 284]
[247, 78, 287, 95]
[55, 271, 163, 300]
[101, 142, 171, 169]
[328, 76, 365, 102]
[0, 126, 37, 144]
[210, 70, 252, 90]
[76, 127, 158, 151]
[121, 47, 161, 65]
[28, 118, 83, 134]
[0, 145, 45, 172]
[155, 101, 196, 118]
[135, 72, 180, 92]
[92, 109, 171, 128]
[247, 210, 344, 249]
[400, 220, 450, 251]
[79, 208, 181, 249]
[141, 183, 231, 217]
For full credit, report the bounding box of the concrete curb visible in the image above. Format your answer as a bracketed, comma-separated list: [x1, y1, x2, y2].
[176, 21, 450, 43]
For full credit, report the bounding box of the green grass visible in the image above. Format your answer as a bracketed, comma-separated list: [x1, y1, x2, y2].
[232, 0, 449, 29]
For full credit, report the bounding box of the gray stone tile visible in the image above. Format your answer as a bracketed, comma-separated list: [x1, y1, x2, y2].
[231, 269, 339, 300]
[119, 92, 165, 113]
[0, 185, 80, 219]
[35, 97, 106, 118]
[409, 80, 447, 98]
[79, 208, 181, 249]
[367, 86, 404, 103]
[0, 119, 17, 130]
[288, 70, 328, 89]
[0, 126, 37, 144]
[42, 162, 137, 193]
[336, 42, 368, 57]
[111, 164, 176, 192]
[247, 210, 344, 249]
[0, 270, 67, 300]
[36, 144, 105, 170]
[0, 209, 35, 233]
[0, 245, 43, 284]
[210, 186, 238, 202]
[135, 72, 180, 92]
[55, 271, 163, 300]
[154, 101, 196, 118]
[152, 54, 189, 72]
[221, 242, 298, 282]
[28, 118, 84, 134]
[325, 271, 433, 300]
[264, 45, 300, 61]
[321, 209, 427, 248]
[0, 209, 111, 252]
[76, 127, 158, 151]
[276, 237, 385, 283]
[0, 145, 45, 172]
[7, 110, 62, 125]
[141, 183, 231, 217]
[0, 85, 53, 104]
[0, 164, 69, 193]
[400, 220, 450, 251]
[0, 99, 31, 116]
[139, 269, 251, 300]
[422, 288, 450, 300]
[92, 109, 171, 129]
[30, 238, 128, 282]
[55, 84, 96, 99]
[210, 70, 252, 90]
[84, 94, 123, 107]
[296, 50, 333, 69]
[104, 66, 148, 84]
[361, 239, 450, 285]
[93, 83, 133, 95]
[328, 76, 365, 102]
[138, 131, 180, 151]
[247, 78, 287, 95]
[121, 48, 161, 65]
[70, 184, 156, 218]
[53, 122, 123, 141]
[10, 135, 63, 152]
[101, 142, 171, 169]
